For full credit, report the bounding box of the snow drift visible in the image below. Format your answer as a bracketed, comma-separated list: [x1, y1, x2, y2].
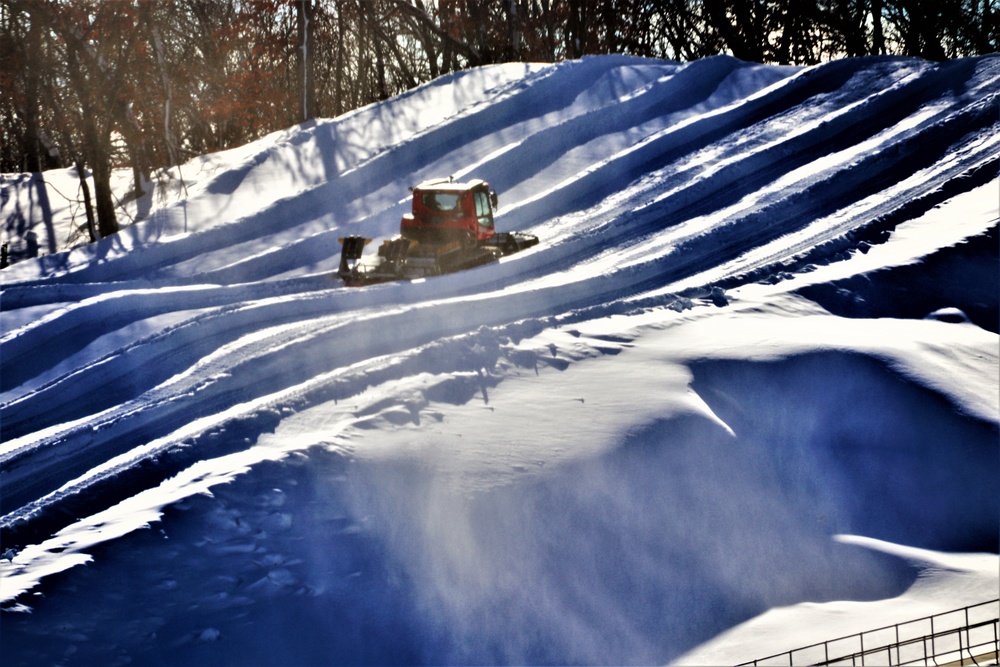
[1, 54, 998, 665]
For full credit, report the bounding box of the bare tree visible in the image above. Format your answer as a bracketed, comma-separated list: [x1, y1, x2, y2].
[3, 0, 996, 248]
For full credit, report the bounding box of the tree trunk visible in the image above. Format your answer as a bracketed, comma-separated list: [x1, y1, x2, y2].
[92, 154, 118, 238]
[296, 0, 317, 121]
[412, 0, 440, 78]
[75, 161, 98, 243]
[601, 0, 616, 53]
[912, 2, 946, 60]
[146, 6, 179, 168]
[538, 0, 556, 61]
[704, 0, 765, 62]
[80, 114, 118, 238]
[374, 25, 388, 100]
[871, 0, 885, 53]
[839, 0, 867, 57]
[23, 14, 43, 173]
[64, 38, 118, 239]
[567, 0, 584, 58]
[505, 0, 521, 59]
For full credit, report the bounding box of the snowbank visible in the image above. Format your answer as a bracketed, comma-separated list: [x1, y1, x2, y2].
[2, 54, 998, 665]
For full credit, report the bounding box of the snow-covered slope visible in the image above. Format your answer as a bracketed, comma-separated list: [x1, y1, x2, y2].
[2, 55, 998, 665]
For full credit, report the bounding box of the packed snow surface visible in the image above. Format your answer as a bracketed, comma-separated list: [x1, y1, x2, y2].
[2, 55, 998, 665]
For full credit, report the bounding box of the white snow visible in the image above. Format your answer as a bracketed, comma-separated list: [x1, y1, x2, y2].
[1, 54, 998, 665]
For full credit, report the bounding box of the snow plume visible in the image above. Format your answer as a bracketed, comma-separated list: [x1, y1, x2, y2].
[342, 410, 918, 664]
[331, 319, 997, 665]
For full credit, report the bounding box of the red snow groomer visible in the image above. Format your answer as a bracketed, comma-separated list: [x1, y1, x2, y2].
[337, 177, 538, 286]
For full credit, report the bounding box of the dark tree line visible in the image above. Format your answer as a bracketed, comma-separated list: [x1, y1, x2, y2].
[1, 0, 995, 241]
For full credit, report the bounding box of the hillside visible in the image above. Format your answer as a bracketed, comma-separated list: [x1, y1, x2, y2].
[2, 54, 998, 665]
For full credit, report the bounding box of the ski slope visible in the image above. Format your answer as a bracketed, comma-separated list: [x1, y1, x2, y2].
[2, 55, 998, 665]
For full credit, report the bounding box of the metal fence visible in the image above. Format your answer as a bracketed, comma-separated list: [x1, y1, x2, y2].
[737, 599, 1000, 666]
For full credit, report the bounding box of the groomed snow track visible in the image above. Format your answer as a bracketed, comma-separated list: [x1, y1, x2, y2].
[1, 55, 998, 632]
